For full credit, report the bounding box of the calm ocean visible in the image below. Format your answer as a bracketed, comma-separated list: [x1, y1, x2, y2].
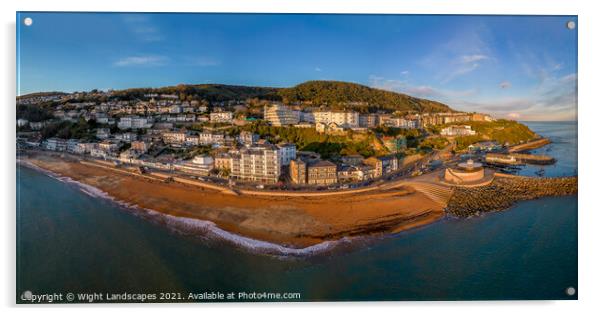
[16, 121, 577, 301]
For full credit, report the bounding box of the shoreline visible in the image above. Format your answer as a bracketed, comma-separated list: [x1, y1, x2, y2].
[18, 151, 448, 249]
[17, 143, 577, 252]
[18, 161, 361, 256]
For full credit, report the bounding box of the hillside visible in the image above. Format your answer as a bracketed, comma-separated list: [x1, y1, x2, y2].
[111, 84, 280, 102]
[17, 91, 67, 100]
[18, 80, 455, 113]
[450, 120, 538, 150]
[278, 81, 453, 113]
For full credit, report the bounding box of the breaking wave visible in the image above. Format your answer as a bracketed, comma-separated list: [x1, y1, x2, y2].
[138, 209, 357, 257]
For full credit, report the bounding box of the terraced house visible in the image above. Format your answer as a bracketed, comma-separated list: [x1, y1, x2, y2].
[307, 160, 338, 186]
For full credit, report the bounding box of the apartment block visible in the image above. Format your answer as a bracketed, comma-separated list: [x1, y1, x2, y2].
[230, 144, 281, 183]
[264, 104, 300, 126]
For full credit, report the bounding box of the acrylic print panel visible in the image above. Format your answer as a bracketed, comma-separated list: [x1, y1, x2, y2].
[16, 12, 578, 303]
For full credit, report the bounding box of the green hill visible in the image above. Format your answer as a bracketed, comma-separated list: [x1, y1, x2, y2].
[17, 91, 67, 99]
[278, 81, 453, 113]
[111, 84, 280, 102]
[19, 80, 455, 113]
[450, 120, 538, 150]
[111, 81, 454, 112]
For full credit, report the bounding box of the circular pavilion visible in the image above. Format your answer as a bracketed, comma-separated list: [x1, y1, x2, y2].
[444, 159, 485, 184]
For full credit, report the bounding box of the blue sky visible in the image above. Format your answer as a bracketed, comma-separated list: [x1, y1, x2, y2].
[17, 13, 577, 120]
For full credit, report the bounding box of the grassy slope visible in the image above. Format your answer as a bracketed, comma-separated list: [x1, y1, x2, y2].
[450, 120, 537, 150]
[278, 80, 453, 113]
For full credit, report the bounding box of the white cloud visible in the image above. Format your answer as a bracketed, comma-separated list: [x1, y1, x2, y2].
[114, 55, 220, 67]
[369, 71, 577, 121]
[122, 14, 163, 42]
[400, 70, 410, 76]
[368, 75, 476, 100]
[511, 43, 572, 89]
[315, 67, 323, 72]
[368, 74, 384, 81]
[419, 25, 494, 84]
[442, 62, 481, 83]
[404, 85, 438, 97]
[441, 54, 491, 84]
[461, 54, 488, 63]
[453, 73, 577, 121]
[114, 55, 168, 67]
[560, 73, 577, 83]
[184, 56, 220, 67]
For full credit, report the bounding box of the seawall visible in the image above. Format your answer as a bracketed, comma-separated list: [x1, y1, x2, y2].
[508, 138, 551, 153]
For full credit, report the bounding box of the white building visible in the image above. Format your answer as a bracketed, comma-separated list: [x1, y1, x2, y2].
[98, 140, 120, 153]
[169, 104, 182, 114]
[94, 112, 109, 124]
[209, 111, 234, 123]
[96, 128, 111, 139]
[230, 144, 281, 183]
[315, 122, 345, 134]
[199, 132, 225, 145]
[90, 148, 109, 159]
[277, 143, 297, 166]
[385, 117, 420, 129]
[175, 155, 214, 176]
[185, 134, 200, 146]
[441, 125, 477, 136]
[66, 139, 80, 153]
[162, 131, 188, 145]
[115, 132, 137, 142]
[43, 138, 67, 151]
[29, 121, 46, 130]
[264, 104, 300, 126]
[310, 110, 360, 128]
[17, 119, 28, 127]
[73, 142, 96, 154]
[239, 131, 259, 145]
[117, 116, 153, 130]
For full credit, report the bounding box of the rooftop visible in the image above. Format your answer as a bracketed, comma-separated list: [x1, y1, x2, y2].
[308, 160, 337, 168]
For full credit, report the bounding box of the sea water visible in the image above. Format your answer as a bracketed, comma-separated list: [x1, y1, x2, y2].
[515, 121, 577, 177]
[16, 121, 577, 301]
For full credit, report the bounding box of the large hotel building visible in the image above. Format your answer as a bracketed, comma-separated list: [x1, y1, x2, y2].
[230, 144, 282, 183]
[264, 104, 360, 128]
[311, 111, 360, 128]
[263, 104, 300, 126]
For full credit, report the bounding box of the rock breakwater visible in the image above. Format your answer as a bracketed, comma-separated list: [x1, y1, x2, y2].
[446, 175, 577, 217]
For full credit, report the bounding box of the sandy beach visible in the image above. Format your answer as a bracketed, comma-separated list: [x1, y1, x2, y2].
[18, 151, 447, 248]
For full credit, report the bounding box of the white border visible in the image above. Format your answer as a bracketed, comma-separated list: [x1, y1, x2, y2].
[6, 0, 582, 15]
[2, 0, 601, 315]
